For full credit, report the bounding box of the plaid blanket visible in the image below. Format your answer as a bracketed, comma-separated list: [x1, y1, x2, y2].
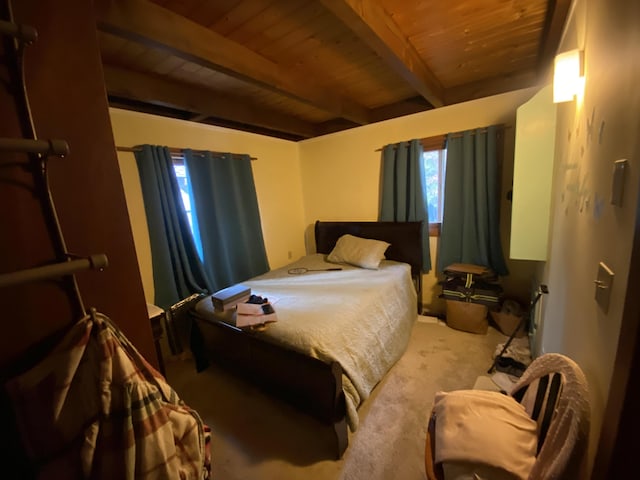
[5, 310, 211, 479]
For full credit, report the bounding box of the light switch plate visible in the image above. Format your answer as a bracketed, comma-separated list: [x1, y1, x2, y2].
[595, 262, 614, 312]
[611, 159, 628, 206]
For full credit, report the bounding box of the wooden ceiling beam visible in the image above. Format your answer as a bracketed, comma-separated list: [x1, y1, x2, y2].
[319, 0, 444, 107]
[444, 71, 540, 106]
[94, 0, 370, 125]
[370, 96, 433, 123]
[102, 65, 318, 139]
[537, 0, 573, 78]
[189, 113, 210, 123]
[315, 118, 360, 137]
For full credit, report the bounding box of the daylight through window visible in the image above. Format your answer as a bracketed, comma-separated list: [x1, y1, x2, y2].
[172, 157, 203, 259]
[172, 160, 194, 232]
[423, 148, 447, 224]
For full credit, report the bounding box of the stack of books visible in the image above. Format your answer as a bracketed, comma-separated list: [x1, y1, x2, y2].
[211, 284, 251, 312]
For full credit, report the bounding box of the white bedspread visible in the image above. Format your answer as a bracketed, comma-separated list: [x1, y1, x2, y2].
[197, 254, 417, 431]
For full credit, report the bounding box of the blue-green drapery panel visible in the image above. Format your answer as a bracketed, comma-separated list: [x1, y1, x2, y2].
[184, 150, 270, 291]
[379, 139, 431, 272]
[437, 126, 508, 275]
[135, 145, 212, 309]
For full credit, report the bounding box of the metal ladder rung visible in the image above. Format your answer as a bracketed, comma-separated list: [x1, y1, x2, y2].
[0, 19, 37, 43]
[0, 138, 69, 157]
[0, 254, 109, 289]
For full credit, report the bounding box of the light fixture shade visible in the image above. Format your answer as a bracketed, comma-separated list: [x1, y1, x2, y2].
[553, 49, 584, 103]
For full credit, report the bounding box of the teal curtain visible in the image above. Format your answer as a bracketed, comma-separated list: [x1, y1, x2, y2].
[184, 150, 270, 290]
[379, 139, 431, 272]
[135, 145, 212, 309]
[437, 126, 508, 275]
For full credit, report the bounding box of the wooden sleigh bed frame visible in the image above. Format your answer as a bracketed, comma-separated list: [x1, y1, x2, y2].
[189, 220, 423, 458]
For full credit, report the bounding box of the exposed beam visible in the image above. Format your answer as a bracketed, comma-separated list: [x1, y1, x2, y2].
[102, 65, 318, 139]
[109, 96, 193, 121]
[319, 0, 444, 107]
[444, 71, 540, 106]
[198, 117, 306, 142]
[94, 0, 370, 125]
[315, 118, 360, 136]
[189, 113, 210, 123]
[370, 96, 432, 123]
[537, 0, 573, 78]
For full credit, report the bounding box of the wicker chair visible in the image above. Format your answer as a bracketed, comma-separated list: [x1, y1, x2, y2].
[425, 353, 590, 480]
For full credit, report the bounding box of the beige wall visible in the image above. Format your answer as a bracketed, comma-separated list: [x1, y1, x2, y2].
[108, 1, 640, 472]
[298, 88, 540, 312]
[113, 89, 541, 311]
[110, 108, 306, 304]
[535, 0, 640, 473]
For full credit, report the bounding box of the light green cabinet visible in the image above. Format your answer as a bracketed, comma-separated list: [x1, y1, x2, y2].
[510, 85, 557, 261]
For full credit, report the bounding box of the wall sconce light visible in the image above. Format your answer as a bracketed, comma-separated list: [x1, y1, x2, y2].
[553, 49, 584, 103]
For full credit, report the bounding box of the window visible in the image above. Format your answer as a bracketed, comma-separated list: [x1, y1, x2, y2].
[423, 147, 447, 226]
[172, 157, 203, 259]
[172, 160, 194, 232]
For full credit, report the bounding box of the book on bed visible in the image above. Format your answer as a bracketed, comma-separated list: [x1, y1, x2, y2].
[211, 284, 251, 311]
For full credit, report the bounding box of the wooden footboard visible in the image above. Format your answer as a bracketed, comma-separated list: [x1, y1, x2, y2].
[192, 312, 349, 459]
[187, 221, 423, 459]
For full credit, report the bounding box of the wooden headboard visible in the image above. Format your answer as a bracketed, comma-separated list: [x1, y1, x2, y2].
[314, 221, 423, 278]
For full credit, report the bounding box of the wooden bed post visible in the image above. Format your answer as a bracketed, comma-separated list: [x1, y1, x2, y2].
[330, 361, 349, 458]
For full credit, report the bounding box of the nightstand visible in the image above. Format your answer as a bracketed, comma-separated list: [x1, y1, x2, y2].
[147, 303, 166, 376]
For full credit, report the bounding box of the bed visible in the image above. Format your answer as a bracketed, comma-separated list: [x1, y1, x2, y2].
[190, 220, 422, 458]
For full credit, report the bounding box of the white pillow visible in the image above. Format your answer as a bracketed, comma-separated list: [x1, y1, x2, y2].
[433, 389, 538, 480]
[326, 234, 390, 269]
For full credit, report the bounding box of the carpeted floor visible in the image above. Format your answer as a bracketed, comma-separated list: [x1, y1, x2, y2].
[165, 317, 507, 480]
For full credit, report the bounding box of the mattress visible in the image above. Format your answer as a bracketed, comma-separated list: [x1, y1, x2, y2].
[195, 253, 418, 430]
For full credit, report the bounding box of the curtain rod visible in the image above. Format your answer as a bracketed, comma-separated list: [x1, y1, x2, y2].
[116, 146, 257, 161]
[374, 125, 510, 152]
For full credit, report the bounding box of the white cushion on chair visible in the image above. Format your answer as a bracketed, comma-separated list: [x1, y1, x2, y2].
[433, 389, 538, 480]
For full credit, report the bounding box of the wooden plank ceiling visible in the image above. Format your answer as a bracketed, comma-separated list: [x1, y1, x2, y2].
[94, 0, 570, 141]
